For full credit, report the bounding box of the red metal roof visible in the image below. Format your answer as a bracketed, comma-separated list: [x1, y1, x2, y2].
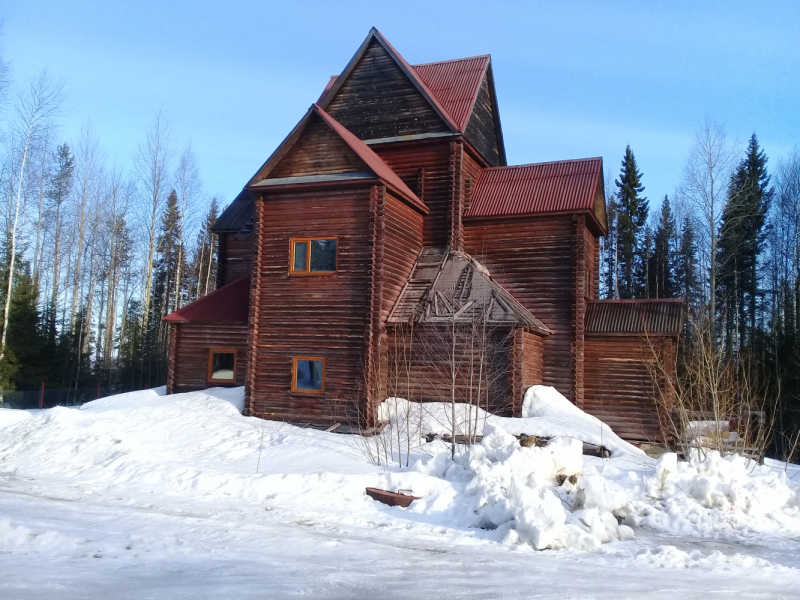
[465, 158, 603, 218]
[413, 56, 490, 131]
[585, 299, 684, 335]
[163, 276, 250, 323]
[313, 105, 427, 212]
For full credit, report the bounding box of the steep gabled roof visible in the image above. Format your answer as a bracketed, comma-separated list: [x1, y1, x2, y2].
[318, 28, 459, 134]
[413, 55, 490, 132]
[163, 276, 250, 324]
[247, 105, 427, 213]
[585, 299, 684, 336]
[465, 158, 604, 227]
[388, 247, 551, 335]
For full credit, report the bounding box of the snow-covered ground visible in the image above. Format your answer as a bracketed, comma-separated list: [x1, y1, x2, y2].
[1, 386, 799, 599]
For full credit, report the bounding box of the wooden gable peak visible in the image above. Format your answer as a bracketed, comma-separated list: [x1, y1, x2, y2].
[593, 165, 608, 235]
[318, 28, 459, 136]
[247, 105, 427, 213]
[463, 62, 507, 167]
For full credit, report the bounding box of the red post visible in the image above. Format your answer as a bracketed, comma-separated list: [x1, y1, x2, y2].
[97, 381, 100, 399]
[39, 381, 44, 410]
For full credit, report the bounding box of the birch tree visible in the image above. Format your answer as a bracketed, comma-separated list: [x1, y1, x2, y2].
[134, 112, 172, 335]
[678, 118, 738, 342]
[1, 71, 62, 358]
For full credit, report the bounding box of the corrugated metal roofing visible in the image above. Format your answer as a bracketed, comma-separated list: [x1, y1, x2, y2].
[163, 276, 250, 323]
[212, 189, 255, 233]
[585, 299, 684, 335]
[413, 56, 490, 132]
[465, 158, 603, 218]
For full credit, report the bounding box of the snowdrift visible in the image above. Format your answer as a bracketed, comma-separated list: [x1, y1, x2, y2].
[0, 384, 798, 559]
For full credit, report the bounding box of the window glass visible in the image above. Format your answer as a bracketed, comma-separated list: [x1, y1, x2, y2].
[293, 241, 308, 272]
[310, 239, 337, 272]
[210, 352, 235, 380]
[294, 359, 323, 391]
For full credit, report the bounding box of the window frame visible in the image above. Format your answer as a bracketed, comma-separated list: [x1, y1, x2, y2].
[207, 348, 237, 383]
[289, 236, 339, 275]
[291, 356, 326, 394]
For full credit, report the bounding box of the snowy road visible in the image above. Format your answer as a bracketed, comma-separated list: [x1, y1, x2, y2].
[2, 474, 799, 599]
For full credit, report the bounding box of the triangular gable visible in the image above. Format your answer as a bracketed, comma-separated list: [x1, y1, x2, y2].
[463, 64, 506, 167]
[593, 169, 608, 234]
[268, 114, 367, 180]
[319, 28, 458, 140]
[247, 106, 427, 213]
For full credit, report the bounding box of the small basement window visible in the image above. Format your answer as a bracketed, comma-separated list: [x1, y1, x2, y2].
[290, 237, 338, 274]
[292, 357, 325, 393]
[207, 348, 236, 383]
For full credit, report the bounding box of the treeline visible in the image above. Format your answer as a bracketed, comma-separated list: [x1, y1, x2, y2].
[0, 63, 220, 404]
[600, 122, 800, 457]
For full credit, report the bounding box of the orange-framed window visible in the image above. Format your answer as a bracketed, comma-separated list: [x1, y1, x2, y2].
[292, 357, 325, 393]
[207, 348, 237, 383]
[289, 237, 338, 274]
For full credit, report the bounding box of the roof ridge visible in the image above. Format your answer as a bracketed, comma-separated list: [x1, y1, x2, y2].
[482, 157, 603, 171]
[412, 54, 491, 67]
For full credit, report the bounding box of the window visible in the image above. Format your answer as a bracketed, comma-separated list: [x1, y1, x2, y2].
[207, 349, 236, 383]
[292, 357, 325, 393]
[290, 237, 338, 274]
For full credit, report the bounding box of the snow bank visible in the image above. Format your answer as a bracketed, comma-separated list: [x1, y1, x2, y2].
[410, 423, 630, 551]
[2, 383, 798, 563]
[378, 385, 643, 458]
[0, 408, 33, 429]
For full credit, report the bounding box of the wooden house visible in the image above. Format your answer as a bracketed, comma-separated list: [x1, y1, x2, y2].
[164, 29, 682, 441]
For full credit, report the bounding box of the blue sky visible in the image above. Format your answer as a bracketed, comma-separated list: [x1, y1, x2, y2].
[4, 1, 799, 210]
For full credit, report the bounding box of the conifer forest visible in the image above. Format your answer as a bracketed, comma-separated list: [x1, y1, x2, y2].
[1, 38, 799, 458]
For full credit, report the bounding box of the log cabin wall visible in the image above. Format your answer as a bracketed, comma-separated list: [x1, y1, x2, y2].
[508, 330, 545, 417]
[521, 331, 544, 391]
[376, 190, 425, 406]
[371, 139, 454, 247]
[170, 323, 249, 393]
[583, 333, 673, 442]
[216, 233, 253, 288]
[571, 215, 587, 408]
[463, 214, 577, 402]
[387, 325, 515, 416]
[250, 183, 379, 425]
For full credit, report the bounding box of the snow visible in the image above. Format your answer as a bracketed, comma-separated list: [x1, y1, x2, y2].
[1, 384, 799, 598]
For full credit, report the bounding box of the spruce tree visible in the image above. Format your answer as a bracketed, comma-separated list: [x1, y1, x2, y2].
[676, 216, 699, 310]
[717, 134, 771, 352]
[651, 196, 678, 298]
[614, 146, 649, 298]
